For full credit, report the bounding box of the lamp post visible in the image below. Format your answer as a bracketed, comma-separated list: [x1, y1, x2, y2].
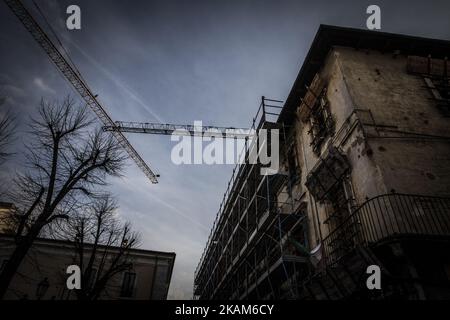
[36, 277, 49, 300]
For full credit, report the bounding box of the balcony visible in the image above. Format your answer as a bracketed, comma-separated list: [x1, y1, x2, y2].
[323, 193, 450, 266]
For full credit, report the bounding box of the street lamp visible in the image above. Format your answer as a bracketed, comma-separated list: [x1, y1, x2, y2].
[36, 277, 49, 300]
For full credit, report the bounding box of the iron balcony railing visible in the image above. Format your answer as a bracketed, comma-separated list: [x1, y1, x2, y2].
[323, 193, 450, 266]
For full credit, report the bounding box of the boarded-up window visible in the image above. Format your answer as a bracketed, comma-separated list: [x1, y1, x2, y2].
[296, 74, 335, 154]
[407, 56, 450, 76]
[297, 74, 326, 122]
[308, 88, 335, 155]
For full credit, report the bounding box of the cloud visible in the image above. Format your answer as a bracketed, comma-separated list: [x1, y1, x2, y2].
[0, 73, 25, 99]
[61, 36, 165, 123]
[33, 77, 56, 95]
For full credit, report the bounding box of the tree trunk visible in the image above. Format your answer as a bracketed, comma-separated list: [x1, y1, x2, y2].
[0, 229, 39, 299]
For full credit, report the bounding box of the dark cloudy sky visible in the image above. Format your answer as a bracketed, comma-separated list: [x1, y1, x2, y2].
[1, 0, 449, 299]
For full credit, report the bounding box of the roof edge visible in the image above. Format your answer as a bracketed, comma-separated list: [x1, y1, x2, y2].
[278, 24, 450, 125]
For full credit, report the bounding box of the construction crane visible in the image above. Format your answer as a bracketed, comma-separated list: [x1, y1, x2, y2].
[102, 96, 285, 138]
[5, 0, 277, 184]
[103, 121, 254, 139]
[4, 0, 159, 183]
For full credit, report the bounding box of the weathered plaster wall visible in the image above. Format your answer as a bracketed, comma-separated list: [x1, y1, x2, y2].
[338, 47, 450, 197]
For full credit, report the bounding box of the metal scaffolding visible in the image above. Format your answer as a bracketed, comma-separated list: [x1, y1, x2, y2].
[194, 97, 310, 300]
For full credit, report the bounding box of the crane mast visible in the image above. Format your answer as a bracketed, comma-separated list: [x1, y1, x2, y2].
[4, 0, 159, 183]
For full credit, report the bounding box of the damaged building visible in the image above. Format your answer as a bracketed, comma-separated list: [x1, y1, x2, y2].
[193, 25, 450, 300]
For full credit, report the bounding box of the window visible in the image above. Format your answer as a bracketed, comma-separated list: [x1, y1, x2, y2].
[323, 177, 359, 263]
[308, 88, 335, 155]
[424, 76, 450, 116]
[305, 147, 350, 201]
[285, 141, 300, 185]
[324, 178, 355, 227]
[87, 268, 97, 290]
[407, 55, 450, 116]
[120, 272, 136, 297]
[0, 259, 8, 273]
[285, 224, 309, 257]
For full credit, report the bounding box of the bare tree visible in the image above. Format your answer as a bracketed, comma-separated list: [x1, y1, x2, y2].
[64, 195, 140, 300]
[0, 95, 15, 165]
[0, 96, 127, 298]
